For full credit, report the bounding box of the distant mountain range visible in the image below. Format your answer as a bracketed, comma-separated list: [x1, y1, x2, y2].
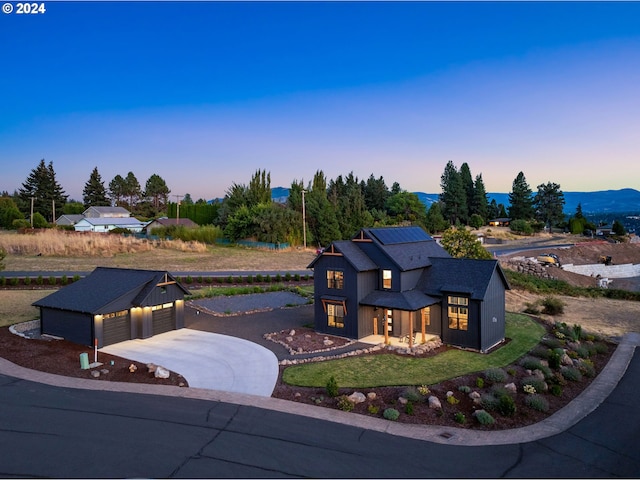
[272, 187, 640, 215]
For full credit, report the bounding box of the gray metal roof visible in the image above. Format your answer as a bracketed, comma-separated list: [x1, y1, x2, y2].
[32, 267, 190, 315]
[75, 218, 148, 226]
[307, 240, 378, 271]
[360, 289, 439, 311]
[366, 226, 432, 245]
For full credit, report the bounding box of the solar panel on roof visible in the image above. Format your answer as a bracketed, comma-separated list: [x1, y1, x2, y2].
[368, 226, 432, 245]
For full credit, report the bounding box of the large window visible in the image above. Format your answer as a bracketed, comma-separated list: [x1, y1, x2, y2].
[382, 269, 392, 289]
[447, 296, 468, 331]
[327, 303, 345, 328]
[327, 270, 344, 289]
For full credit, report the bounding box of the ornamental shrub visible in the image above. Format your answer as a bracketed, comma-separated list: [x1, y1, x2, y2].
[337, 395, 354, 412]
[575, 345, 590, 359]
[525, 394, 550, 412]
[550, 384, 563, 397]
[454, 412, 466, 424]
[48, 276, 57, 285]
[530, 345, 551, 359]
[10, 277, 19, 286]
[458, 385, 472, 394]
[519, 356, 544, 371]
[484, 367, 508, 383]
[476, 377, 484, 388]
[367, 404, 379, 415]
[325, 376, 339, 397]
[594, 342, 609, 354]
[497, 394, 517, 416]
[520, 376, 546, 393]
[578, 359, 596, 378]
[474, 410, 495, 425]
[561, 366, 583, 382]
[402, 386, 422, 403]
[541, 336, 563, 349]
[548, 349, 562, 369]
[405, 401, 414, 415]
[24, 276, 31, 286]
[36, 275, 44, 285]
[480, 393, 500, 411]
[383, 408, 400, 421]
[447, 395, 459, 405]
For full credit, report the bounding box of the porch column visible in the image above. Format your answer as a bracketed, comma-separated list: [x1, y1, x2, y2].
[384, 314, 389, 345]
[409, 311, 414, 348]
[373, 315, 378, 336]
[421, 311, 426, 344]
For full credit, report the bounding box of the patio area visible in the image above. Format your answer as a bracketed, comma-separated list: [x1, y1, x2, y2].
[359, 332, 440, 348]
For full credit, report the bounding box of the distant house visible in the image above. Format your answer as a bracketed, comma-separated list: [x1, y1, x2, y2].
[308, 226, 510, 352]
[596, 225, 613, 236]
[83, 206, 131, 218]
[55, 214, 85, 226]
[33, 267, 190, 347]
[146, 217, 199, 232]
[489, 218, 511, 227]
[74, 217, 149, 233]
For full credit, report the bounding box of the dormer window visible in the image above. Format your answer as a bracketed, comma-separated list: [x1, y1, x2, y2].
[327, 270, 344, 289]
[382, 270, 392, 289]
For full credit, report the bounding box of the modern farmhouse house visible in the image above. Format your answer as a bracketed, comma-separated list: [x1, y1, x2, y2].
[33, 267, 190, 347]
[308, 226, 510, 352]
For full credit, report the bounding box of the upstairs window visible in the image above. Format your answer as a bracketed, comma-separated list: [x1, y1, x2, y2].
[447, 296, 468, 331]
[326, 270, 344, 289]
[382, 270, 392, 289]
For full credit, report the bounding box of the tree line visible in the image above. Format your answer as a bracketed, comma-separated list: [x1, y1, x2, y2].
[0, 158, 616, 242]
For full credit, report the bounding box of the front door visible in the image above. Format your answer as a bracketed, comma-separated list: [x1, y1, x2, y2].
[385, 309, 394, 335]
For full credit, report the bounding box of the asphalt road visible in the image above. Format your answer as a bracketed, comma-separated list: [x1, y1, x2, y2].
[0, 349, 638, 478]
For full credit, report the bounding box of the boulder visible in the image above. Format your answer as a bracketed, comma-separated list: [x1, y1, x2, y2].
[154, 366, 170, 379]
[90, 370, 100, 378]
[348, 392, 366, 404]
[367, 392, 377, 400]
[561, 354, 573, 366]
[504, 382, 517, 393]
[147, 363, 157, 373]
[428, 395, 442, 410]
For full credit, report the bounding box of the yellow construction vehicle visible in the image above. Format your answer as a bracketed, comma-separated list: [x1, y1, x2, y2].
[536, 253, 561, 267]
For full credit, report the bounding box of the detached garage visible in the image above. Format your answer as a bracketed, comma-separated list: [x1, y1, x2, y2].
[33, 267, 191, 348]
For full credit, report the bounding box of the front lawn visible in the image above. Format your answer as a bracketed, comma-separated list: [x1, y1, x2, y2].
[282, 313, 545, 388]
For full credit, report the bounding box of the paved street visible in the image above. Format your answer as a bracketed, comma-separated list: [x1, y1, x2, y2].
[0, 348, 638, 478]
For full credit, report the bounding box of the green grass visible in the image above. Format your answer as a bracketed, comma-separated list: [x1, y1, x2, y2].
[281, 313, 545, 388]
[187, 284, 314, 300]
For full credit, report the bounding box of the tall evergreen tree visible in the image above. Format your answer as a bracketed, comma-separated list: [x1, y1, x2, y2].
[362, 174, 389, 211]
[109, 175, 127, 206]
[144, 174, 171, 210]
[83, 167, 110, 208]
[18, 159, 67, 222]
[123, 171, 142, 209]
[533, 182, 565, 227]
[459, 162, 474, 222]
[439, 161, 467, 225]
[247, 169, 271, 206]
[306, 170, 340, 246]
[508, 171, 534, 220]
[471, 174, 489, 223]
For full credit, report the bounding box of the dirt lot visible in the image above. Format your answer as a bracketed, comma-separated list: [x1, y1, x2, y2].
[500, 239, 640, 340]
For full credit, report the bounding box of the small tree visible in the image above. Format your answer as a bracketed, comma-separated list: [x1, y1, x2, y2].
[440, 227, 492, 259]
[612, 220, 626, 236]
[0, 247, 6, 271]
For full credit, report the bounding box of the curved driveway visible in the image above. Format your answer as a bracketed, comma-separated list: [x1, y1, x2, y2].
[101, 329, 279, 397]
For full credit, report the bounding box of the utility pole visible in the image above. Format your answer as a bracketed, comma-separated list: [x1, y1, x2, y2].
[30, 196, 35, 227]
[301, 189, 307, 249]
[173, 195, 183, 224]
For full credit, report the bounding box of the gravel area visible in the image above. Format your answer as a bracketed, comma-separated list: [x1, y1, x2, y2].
[194, 292, 310, 314]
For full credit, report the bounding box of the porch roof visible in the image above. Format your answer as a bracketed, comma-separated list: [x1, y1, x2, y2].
[359, 289, 439, 311]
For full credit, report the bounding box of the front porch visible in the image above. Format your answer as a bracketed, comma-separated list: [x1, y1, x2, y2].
[359, 332, 440, 348]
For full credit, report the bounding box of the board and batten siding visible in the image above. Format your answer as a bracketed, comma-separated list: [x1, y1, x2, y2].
[479, 269, 507, 352]
[356, 270, 378, 337]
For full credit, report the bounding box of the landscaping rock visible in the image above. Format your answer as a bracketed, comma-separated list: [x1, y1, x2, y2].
[154, 366, 170, 379]
[561, 353, 573, 366]
[367, 392, 377, 400]
[505, 382, 517, 393]
[90, 370, 100, 378]
[428, 396, 442, 410]
[348, 392, 366, 404]
[398, 396, 408, 405]
[147, 363, 157, 373]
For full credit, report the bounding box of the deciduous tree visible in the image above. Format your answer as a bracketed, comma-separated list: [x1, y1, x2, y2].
[440, 227, 492, 259]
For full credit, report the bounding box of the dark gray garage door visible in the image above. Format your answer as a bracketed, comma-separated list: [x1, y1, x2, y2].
[152, 305, 175, 335]
[103, 311, 131, 346]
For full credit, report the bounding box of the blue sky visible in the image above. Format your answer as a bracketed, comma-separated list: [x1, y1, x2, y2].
[1, 1, 639, 202]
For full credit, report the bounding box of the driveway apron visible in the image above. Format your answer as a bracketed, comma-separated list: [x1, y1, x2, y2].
[101, 329, 279, 397]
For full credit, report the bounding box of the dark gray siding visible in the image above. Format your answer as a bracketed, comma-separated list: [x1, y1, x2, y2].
[140, 283, 185, 307]
[41, 308, 93, 346]
[356, 271, 378, 337]
[479, 271, 507, 351]
[312, 255, 359, 339]
[441, 297, 481, 350]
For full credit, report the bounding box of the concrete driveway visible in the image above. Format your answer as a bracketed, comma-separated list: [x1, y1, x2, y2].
[101, 329, 279, 397]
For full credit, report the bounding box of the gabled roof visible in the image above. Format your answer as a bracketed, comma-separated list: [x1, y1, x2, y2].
[360, 289, 439, 310]
[83, 206, 131, 216]
[419, 258, 510, 300]
[56, 214, 84, 223]
[307, 240, 378, 271]
[359, 227, 451, 271]
[33, 267, 190, 314]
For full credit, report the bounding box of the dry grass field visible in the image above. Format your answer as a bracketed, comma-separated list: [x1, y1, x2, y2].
[0, 230, 317, 272]
[0, 290, 55, 327]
